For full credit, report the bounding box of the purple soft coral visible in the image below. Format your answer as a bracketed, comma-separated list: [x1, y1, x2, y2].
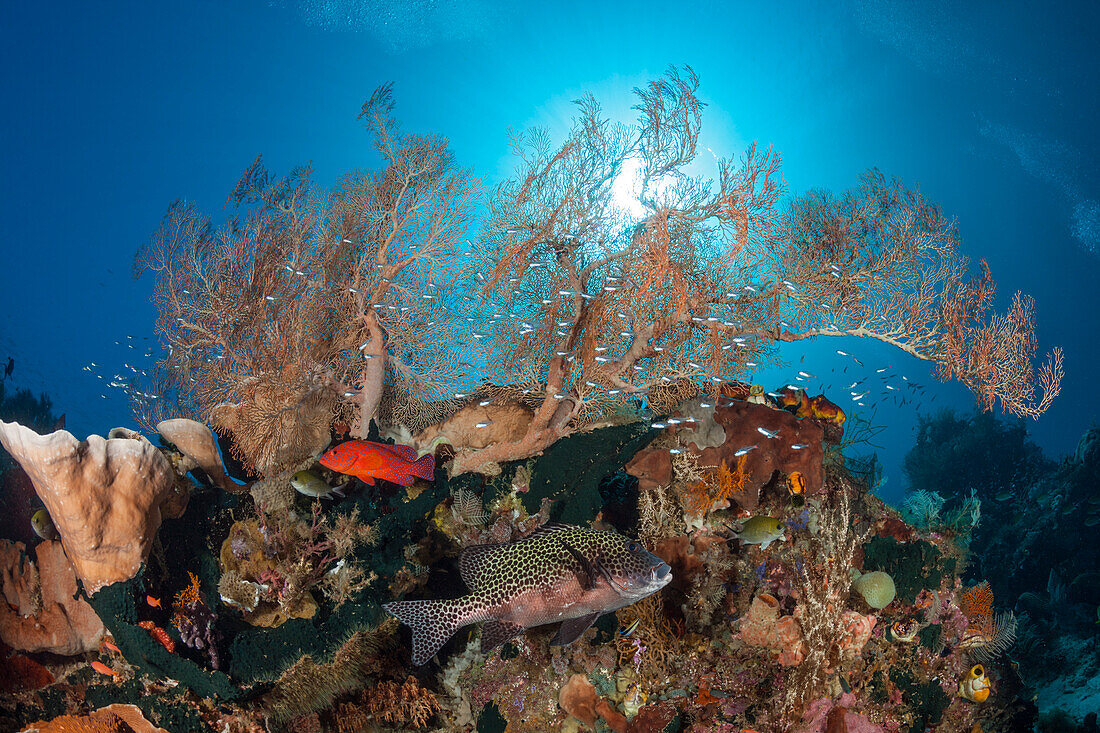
[177, 599, 223, 670]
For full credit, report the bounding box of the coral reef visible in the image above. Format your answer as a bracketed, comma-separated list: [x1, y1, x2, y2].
[0, 402, 1059, 731]
[157, 417, 244, 494]
[627, 398, 825, 511]
[0, 421, 182, 593]
[218, 503, 374, 629]
[2, 68, 1077, 732]
[904, 411, 1100, 725]
[219, 519, 319, 627]
[0, 539, 105, 654]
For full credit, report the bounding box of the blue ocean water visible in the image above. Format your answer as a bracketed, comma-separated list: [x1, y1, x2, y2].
[1, 2, 1098, 730]
[3, 1, 1096, 507]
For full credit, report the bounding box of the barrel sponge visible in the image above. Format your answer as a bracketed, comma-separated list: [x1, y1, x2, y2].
[0, 420, 178, 593]
[853, 570, 896, 609]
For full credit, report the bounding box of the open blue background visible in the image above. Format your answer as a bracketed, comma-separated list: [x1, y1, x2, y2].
[2, 1, 1097, 505]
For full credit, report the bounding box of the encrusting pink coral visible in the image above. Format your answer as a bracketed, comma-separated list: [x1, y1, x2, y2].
[793, 692, 888, 733]
[0, 420, 181, 593]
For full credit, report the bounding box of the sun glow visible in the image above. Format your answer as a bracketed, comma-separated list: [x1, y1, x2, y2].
[610, 156, 647, 218]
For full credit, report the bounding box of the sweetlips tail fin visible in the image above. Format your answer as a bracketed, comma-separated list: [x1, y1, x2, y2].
[383, 597, 472, 665]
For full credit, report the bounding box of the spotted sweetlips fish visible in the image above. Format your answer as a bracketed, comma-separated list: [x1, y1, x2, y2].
[383, 523, 672, 665]
[317, 439, 434, 486]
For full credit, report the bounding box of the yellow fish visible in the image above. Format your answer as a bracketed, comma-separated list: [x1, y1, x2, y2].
[290, 470, 347, 499]
[31, 509, 56, 540]
[729, 516, 786, 550]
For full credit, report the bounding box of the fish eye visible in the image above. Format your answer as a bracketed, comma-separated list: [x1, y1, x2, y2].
[626, 540, 639, 552]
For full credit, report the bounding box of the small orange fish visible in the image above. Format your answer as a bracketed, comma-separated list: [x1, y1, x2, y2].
[146, 595, 161, 607]
[318, 440, 434, 486]
[102, 640, 121, 654]
[787, 471, 806, 496]
[90, 660, 118, 676]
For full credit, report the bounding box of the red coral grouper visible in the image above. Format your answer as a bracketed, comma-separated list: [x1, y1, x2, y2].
[384, 523, 672, 665]
[317, 440, 434, 486]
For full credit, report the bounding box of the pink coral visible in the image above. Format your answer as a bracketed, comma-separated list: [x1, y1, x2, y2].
[776, 615, 807, 666]
[740, 593, 780, 647]
[0, 539, 105, 654]
[793, 693, 889, 733]
[740, 593, 806, 666]
[838, 611, 875, 659]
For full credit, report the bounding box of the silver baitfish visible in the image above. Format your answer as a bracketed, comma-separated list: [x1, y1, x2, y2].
[384, 523, 672, 665]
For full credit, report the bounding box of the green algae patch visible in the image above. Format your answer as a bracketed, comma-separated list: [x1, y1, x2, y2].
[526, 422, 658, 524]
[88, 574, 243, 700]
[14, 679, 205, 731]
[889, 667, 950, 732]
[84, 679, 206, 731]
[861, 535, 954, 604]
[228, 592, 384, 683]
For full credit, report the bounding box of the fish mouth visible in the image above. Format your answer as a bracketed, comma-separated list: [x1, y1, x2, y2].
[649, 561, 672, 587]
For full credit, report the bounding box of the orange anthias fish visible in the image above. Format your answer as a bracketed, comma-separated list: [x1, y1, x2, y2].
[318, 440, 435, 486]
[90, 660, 118, 676]
[146, 595, 161, 608]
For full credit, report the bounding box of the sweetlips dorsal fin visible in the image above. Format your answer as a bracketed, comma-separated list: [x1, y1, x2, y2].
[520, 521, 575, 541]
[458, 543, 504, 590]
